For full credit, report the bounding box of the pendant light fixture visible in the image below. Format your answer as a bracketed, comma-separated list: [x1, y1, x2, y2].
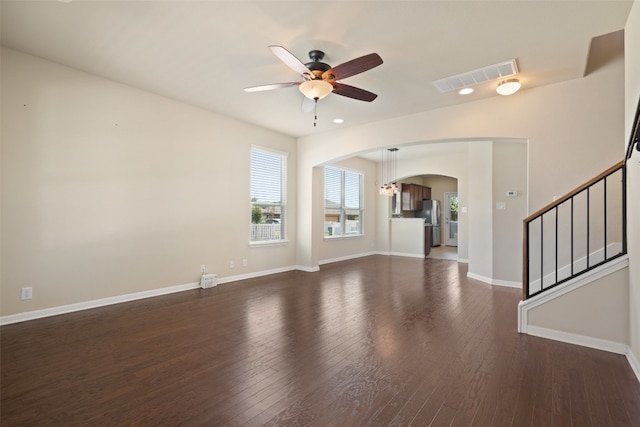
[380, 148, 399, 196]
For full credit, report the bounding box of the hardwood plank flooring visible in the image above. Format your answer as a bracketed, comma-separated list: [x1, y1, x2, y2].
[2, 255, 639, 426]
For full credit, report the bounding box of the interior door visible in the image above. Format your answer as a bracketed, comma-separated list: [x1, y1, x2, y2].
[444, 192, 458, 246]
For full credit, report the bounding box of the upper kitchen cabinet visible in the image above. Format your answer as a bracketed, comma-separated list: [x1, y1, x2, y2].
[401, 183, 431, 211]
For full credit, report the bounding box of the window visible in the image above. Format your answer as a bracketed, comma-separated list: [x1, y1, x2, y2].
[250, 147, 286, 242]
[324, 166, 363, 237]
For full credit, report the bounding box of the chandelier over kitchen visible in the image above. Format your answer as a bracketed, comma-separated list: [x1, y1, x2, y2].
[380, 148, 399, 196]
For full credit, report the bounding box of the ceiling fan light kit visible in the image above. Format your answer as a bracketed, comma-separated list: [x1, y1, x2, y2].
[299, 80, 333, 100]
[245, 45, 383, 126]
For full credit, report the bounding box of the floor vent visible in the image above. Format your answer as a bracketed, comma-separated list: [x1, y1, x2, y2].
[433, 59, 518, 92]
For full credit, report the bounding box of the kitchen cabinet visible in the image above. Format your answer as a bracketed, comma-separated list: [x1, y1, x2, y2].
[424, 225, 432, 256]
[401, 183, 432, 211]
[422, 186, 431, 201]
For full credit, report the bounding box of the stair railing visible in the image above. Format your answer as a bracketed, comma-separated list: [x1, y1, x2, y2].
[522, 161, 627, 300]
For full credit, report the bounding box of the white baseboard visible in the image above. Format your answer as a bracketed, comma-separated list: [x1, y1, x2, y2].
[526, 325, 628, 355]
[0, 281, 201, 326]
[1, 265, 299, 325]
[319, 251, 376, 265]
[467, 272, 520, 288]
[526, 325, 640, 384]
[628, 348, 640, 383]
[295, 265, 320, 273]
[518, 255, 629, 333]
[388, 251, 425, 258]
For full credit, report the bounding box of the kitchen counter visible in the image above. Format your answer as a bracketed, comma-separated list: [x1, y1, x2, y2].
[389, 218, 426, 257]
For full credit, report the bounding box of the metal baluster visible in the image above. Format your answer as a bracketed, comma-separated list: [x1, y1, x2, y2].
[555, 206, 558, 286]
[540, 216, 544, 290]
[604, 176, 607, 260]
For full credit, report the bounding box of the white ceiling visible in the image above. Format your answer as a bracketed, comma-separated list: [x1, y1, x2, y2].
[0, 0, 632, 139]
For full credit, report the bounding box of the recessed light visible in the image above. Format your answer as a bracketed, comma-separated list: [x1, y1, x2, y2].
[333, 118, 344, 124]
[458, 87, 474, 95]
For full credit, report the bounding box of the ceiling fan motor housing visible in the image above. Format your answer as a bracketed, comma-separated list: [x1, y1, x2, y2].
[306, 50, 331, 77]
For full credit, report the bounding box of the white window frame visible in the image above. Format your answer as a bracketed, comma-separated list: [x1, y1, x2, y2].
[250, 146, 287, 244]
[324, 165, 364, 238]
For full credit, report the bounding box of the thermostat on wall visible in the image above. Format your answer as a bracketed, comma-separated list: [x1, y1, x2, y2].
[506, 190, 518, 197]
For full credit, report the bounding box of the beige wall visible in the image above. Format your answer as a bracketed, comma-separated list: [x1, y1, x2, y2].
[492, 141, 528, 284]
[297, 53, 624, 284]
[1, 48, 297, 316]
[625, 0, 640, 366]
[528, 267, 629, 343]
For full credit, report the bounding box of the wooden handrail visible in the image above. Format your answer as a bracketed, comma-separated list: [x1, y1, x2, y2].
[522, 160, 626, 300]
[523, 160, 624, 223]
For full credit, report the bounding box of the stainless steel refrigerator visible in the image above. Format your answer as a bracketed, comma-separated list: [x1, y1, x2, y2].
[416, 199, 441, 247]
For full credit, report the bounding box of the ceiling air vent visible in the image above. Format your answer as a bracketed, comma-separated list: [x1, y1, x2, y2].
[433, 59, 518, 92]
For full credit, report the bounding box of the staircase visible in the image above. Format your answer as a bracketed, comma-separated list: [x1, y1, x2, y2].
[521, 161, 627, 300]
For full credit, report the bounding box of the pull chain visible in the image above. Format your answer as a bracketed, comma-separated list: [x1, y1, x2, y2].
[313, 97, 319, 127]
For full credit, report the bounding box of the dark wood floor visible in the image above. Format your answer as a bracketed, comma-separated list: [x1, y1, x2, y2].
[2, 256, 640, 426]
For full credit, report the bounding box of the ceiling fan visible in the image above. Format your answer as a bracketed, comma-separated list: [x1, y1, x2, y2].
[244, 45, 383, 112]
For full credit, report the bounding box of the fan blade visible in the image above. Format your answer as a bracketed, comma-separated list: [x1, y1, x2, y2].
[322, 53, 383, 81]
[301, 96, 315, 112]
[269, 45, 312, 77]
[244, 82, 300, 92]
[333, 83, 378, 102]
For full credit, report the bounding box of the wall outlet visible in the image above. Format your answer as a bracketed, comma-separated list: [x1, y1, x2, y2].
[229, 260, 235, 268]
[21, 287, 33, 300]
[242, 259, 248, 267]
[200, 264, 206, 274]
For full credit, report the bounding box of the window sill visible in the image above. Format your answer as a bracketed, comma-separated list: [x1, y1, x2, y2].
[249, 239, 289, 247]
[323, 234, 365, 241]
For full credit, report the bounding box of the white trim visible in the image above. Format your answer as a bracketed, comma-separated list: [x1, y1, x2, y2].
[218, 266, 298, 284]
[628, 348, 640, 383]
[517, 255, 629, 333]
[0, 281, 201, 326]
[467, 272, 492, 284]
[388, 251, 425, 259]
[526, 325, 628, 355]
[457, 258, 469, 264]
[0, 265, 303, 325]
[295, 265, 320, 273]
[466, 272, 519, 288]
[525, 325, 640, 383]
[319, 251, 376, 265]
[491, 279, 521, 288]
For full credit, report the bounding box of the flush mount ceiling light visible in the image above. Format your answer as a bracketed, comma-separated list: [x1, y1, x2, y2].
[433, 59, 518, 93]
[496, 78, 521, 96]
[458, 87, 474, 95]
[298, 80, 333, 100]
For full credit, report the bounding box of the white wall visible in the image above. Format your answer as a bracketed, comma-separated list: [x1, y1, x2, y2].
[625, 0, 640, 370]
[1, 48, 297, 317]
